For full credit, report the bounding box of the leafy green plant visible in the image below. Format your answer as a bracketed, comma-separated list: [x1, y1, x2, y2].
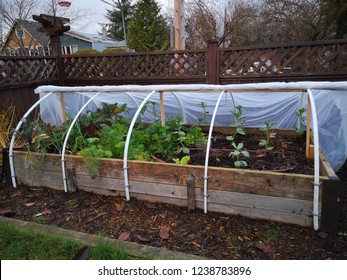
[197, 101, 209, 125]
[149, 101, 158, 122]
[259, 121, 276, 151]
[226, 105, 246, 142]
[16, 102, 207, 178]
[173, 155, 190, 165]
[229, 142, 250, 168]
[294, 107, 306, 136]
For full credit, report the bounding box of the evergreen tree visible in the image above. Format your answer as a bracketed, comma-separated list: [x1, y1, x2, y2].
[322, 0, 347, 39]
[106, 0, 133, 41]
[127, 0, 169, 51]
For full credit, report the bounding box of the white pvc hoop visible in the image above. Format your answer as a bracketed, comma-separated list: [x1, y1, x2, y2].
[61, 92, 103, 192]
[307, 89, 320, 230]
[60, 91, 141, 192]
[203, 91, 226, 213]
[168, 92, 187, 123]
[9, 92, 54, 188]
[123, 90, 157, 201]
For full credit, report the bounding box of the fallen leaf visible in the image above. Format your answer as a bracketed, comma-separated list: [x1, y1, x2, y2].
[256, 243, 276, 254]
[115, 200, 125, 212]
[159, 225, 170, 239]
[137, 235, 150, 242]
[10, 191, 22, 198]
[0, 209, 15, 216]
[255, 151, 267, 158]
[24, 202, 35, 207]
[90, 197, 101, 205]
[42, 209, 52, 215]
[86, 212, 108, 223]
[280, 142, 288, 149]
[118, 232, 130, 241]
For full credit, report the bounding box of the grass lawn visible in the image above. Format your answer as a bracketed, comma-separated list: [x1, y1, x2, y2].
[0, 221, 139, 260]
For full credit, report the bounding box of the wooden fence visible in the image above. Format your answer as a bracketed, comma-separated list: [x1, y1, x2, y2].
[1, 39, 347, 113]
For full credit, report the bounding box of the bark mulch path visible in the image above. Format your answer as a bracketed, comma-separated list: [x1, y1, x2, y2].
[0, 163, 346, 260]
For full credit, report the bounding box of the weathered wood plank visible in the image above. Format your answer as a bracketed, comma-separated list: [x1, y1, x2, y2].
[75, 174, 314, 217]
[77, 186, 312, 227]
[196, 201, 313, 227]
[195, 188, 316, 216]
[67, 166, 77, 193]
[187, 176, 196, 212]
[14, 164, 315, 226]
[319, 149, 338, 178]
[15, 168, 64, 190]
[13, 150, 319, 200]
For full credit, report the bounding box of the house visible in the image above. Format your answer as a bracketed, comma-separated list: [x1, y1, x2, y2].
[1, 19, 125, 56]
[1, 19, 49, 56]
[60, 30, 126, 54]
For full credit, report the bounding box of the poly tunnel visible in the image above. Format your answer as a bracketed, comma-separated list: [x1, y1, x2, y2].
[8, 81, 347, 231]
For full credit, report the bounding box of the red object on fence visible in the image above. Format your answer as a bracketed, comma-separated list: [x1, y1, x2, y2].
[58, 1, 71, 7]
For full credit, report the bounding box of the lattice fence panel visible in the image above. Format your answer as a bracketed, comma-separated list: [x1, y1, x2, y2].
[219, 41, 347, 77]
[0, 57, 57, 86]
[63, 51, 207, 79]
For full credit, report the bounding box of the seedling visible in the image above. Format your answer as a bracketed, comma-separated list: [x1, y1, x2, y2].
[294, 107, 306, 136]
[229, 142, 250, 168]
[259, 121, 276, 150]
[226, 105, 246, 142]
[198, 101, 209, 125]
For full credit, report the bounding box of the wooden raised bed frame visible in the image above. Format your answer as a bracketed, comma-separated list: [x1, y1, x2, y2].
[12, 127, 341, 232]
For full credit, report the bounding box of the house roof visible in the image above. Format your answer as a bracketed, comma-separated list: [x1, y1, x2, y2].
[4, 19, 124, 50]
[65, 31, 125, 48]
[16, 19, 49, 47]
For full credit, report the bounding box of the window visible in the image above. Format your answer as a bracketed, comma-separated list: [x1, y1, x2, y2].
[29, 48, 39, 56]
[61, 45, 78, 54]
[15, 28, 25, 40]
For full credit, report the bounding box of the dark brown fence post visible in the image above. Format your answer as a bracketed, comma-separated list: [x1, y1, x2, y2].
[33, 14, 70, 86]
[50, 35, 65, 86]
[206, 40, 219, 84]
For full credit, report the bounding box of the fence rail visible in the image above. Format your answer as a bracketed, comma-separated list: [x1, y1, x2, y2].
[63, 50, 207, 85]
[1, 39, 347, 89]
[0, 56, 58, 88]
[218, 39, 347, 84]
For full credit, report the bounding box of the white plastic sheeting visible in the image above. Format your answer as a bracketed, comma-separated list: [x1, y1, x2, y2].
[35, 82, 347, 170]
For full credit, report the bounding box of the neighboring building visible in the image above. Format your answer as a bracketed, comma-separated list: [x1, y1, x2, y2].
[60, 30, 126, 54]
[1, 19, 125, 56]
[2, 19, 49, 56]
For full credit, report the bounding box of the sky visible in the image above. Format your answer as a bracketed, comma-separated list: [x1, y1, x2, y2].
[68, 0, 173, 34]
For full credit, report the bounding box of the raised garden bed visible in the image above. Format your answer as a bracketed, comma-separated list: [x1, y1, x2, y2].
[8, 84, 345, 233]
[12, 125, 339, 230]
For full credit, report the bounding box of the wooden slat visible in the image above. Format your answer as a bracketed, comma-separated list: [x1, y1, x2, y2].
[15, 167, 64, 190]
[13, 151, 318, 200]
[196, 201, 313, 227]
[195, 188, 316, 215]
[319, 149, 338, 178]
[14, 153, 318, 227]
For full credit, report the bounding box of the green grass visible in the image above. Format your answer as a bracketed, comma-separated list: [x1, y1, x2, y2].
[0, 221, 138, 260]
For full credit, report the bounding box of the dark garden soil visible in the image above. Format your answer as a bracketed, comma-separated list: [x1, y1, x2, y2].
[188, 133, 314, 174]
[0, 134, 346, 260]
